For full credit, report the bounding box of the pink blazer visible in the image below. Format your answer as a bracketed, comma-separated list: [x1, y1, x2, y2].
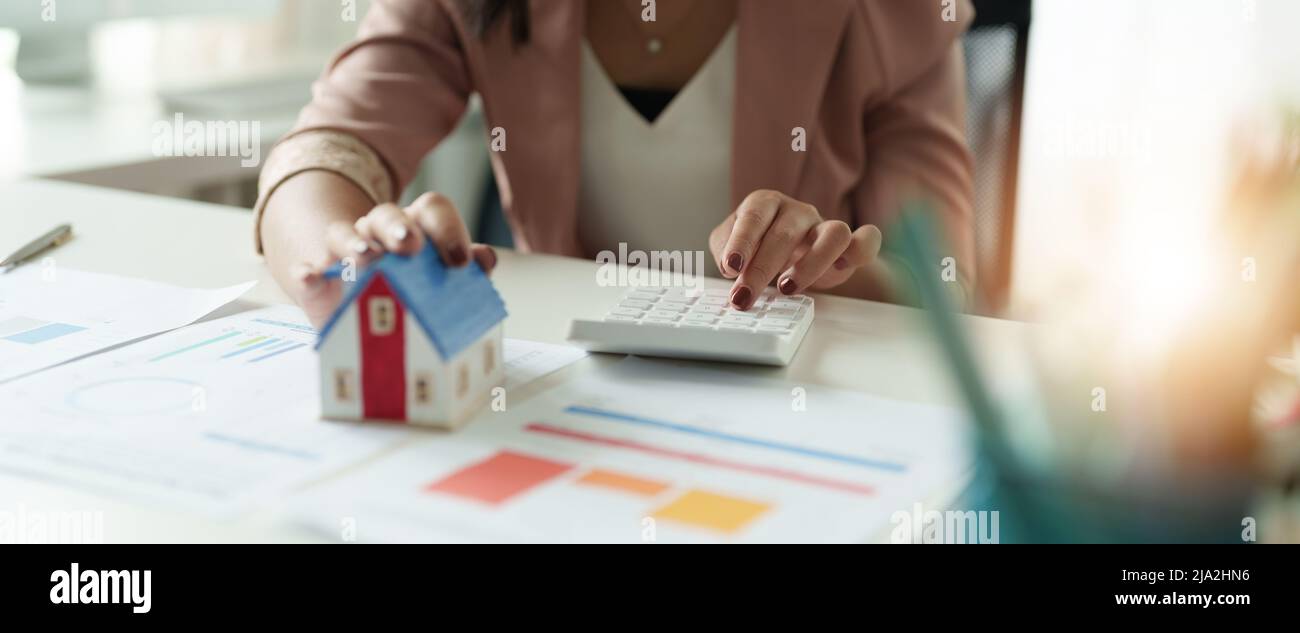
[259, 0, 975, 279]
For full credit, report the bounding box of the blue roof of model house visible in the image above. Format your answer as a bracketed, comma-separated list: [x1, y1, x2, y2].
[316, 243, 508, 360]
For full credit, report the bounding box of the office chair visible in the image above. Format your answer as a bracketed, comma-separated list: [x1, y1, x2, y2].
[964, 0, 1032, 314]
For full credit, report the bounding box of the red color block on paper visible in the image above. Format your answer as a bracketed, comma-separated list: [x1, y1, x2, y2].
[425, 450, 573, 505]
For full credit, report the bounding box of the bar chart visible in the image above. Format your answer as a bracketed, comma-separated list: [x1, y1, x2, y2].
[291, 357, 971, 543]
[147, 319, 314, 365]
[423, 448, 774, 534]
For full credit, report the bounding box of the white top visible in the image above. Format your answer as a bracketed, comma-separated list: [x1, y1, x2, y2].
[576, 27, 737, 275]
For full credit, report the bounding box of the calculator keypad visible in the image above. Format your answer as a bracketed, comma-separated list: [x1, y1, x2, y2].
[603, 287, 810, 336]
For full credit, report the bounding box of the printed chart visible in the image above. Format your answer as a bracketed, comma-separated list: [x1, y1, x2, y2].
[0, 267, 253, 382]
[0, 306, 410, 516]
[293, 358, 971, 543]
[0, 305, 590, 516]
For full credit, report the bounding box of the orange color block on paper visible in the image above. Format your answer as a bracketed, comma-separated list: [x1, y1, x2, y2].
[576, 469, 670, 496]
[425, 450, 573, 505]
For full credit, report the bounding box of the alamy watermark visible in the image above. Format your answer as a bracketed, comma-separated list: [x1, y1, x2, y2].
[151, 113, 262, 168]
[596, 243, 706, 289]
[0, 504, 104, 544]
[890, 502, 1000, 544]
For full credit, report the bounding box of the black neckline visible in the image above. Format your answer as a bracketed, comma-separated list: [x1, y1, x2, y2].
[616, 85, 679, 124]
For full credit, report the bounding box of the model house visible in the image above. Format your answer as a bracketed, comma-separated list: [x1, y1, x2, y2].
[316, 244, 507, 428]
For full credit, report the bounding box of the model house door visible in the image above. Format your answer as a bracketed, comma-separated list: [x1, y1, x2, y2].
[358, 274, 406, 421]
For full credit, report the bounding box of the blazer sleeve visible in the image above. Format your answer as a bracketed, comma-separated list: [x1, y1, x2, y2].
[855, 0, 977, 288]
[253, 0, 473, 253]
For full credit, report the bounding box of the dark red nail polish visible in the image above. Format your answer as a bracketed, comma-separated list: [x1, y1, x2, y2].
[731, 286, 753, 310]
[484, 247, 498, 270]
[834, 257, 848, 270]
[779, 277, 798, 295]
[449, 245, 469, 266]
[726, 253, 744, 272]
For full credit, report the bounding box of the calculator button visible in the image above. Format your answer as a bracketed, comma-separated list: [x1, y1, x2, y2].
[651, 304, 687, 313]
[647, 311, 682, 321]
[718, 324, 754, 332]
[618, 299, 653, 310]
[759, 317, 794, 327]
[722, 315, 757, 325]
[642, 318, 678, 327]
[763, 309, 802, 320]
[683, 314, 717, 324]
[690, 305, 724, 315]
[757, 324, 792, 334]
[633, 287, 667, 295]
[628, 290, 662, 301]
[699, 296, 728, 306]
[610, 308, 644, 318]
[604, 314, 638, 322]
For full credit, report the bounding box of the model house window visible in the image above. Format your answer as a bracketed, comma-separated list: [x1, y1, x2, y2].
[414, 373, 434, 404]
[456, 363, 469, 398]
[482, 340, 496, 375]
[333, 369, 354, 402]
[368, 297, 396, 335]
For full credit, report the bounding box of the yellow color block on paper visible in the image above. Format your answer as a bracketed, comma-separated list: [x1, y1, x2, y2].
[653, 490, 771, 534]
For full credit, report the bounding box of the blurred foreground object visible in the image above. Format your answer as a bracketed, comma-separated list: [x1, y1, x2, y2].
[896, 113, 1300, 540]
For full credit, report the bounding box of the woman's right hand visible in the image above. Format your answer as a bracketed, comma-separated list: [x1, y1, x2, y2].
[290, 192, 498, 328]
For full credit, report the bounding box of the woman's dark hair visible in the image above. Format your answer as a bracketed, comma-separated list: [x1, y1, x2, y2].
[458, 0, 531, 45]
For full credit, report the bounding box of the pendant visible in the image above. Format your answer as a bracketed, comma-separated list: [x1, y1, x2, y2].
[646, 37, 663, 55]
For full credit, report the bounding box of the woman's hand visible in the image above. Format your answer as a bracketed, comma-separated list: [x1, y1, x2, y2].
[290, 192, 498, 327]
[709, 190, 882, 310]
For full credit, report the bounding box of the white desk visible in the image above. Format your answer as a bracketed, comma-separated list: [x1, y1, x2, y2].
[0, 179, 1032, 542]
[0, 77, 297, 203]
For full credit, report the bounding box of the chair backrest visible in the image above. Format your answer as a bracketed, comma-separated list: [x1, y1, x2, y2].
[963, 0, 1032, 314]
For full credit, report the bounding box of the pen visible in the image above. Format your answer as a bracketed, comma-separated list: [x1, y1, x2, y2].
[0, 224, 74, 273]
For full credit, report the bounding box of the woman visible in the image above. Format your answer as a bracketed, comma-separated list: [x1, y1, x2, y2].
[256, 0, 976, 327]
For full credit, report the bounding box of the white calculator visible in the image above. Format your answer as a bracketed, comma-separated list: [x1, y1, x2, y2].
[567, 286, 814, 366]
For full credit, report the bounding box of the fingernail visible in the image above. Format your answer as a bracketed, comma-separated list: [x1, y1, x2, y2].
[484, 247, 498, 270]
[448, 245, 468, 266]
[730, 286, 753, 310]
[726, 252, 744, 273]
[779, 277, 798, 295]
[834, 257, 848, 270]
[350, 239, 369, 254]
[391, 226, 408, 241]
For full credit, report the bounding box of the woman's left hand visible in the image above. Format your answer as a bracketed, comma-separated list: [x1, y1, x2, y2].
[709, 190, 882, 310]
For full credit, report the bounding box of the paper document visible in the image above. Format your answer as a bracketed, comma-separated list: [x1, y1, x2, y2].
[0, 306, 411, 516]
[0, 267, 254, 382]
[291, 357, 972, 543]
[502, 338, 588, 389]
[0, 305, 590, 516]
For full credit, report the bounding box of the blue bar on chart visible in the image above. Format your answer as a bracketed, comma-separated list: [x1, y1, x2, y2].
[2, 322, 87, 344]
[219, 337, 281, 359]
[248, 343, 307, 363]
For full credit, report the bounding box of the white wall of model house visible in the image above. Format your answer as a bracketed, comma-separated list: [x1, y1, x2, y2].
[318, 299, 505, 428]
